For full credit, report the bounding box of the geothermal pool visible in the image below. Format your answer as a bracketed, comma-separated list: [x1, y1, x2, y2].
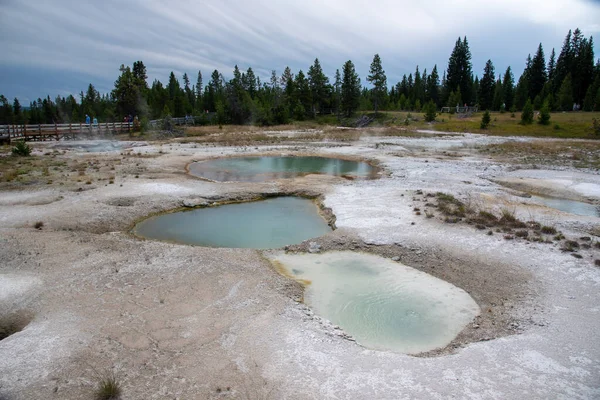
[272, 251, 480, 354]
[530, 195, 600, 217]
[188, 156, 379, 182]
[133, 196, 331, 248]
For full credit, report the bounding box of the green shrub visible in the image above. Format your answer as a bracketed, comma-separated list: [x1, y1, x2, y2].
[480, 110, 491, 129]
[423, 100, 437, 122]
[520, 99, 534, 125]
[538, 101, 551, 125]
[11, 140, 31, 156]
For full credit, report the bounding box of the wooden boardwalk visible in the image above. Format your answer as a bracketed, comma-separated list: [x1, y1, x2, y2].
[0, 122, 134, 142]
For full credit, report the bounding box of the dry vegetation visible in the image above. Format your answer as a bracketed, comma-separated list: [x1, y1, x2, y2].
[478, 140, 600, 169]
[413, 191, 599, 260]
[0, 146, 152, 189]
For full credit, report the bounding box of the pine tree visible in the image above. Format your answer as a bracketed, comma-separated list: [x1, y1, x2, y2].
[478, 59, 496, 110]
[307, 58, 329, 116]
[195, 70, 203, 109]
[341, 60, 361, 117]
[423, 100, 437, 122]
[492, 76, 504, 111]
[427, 65, 440, 106]
[13, 98, 22, 124]
[547, 48, 556, 84]
[445, 37, 473, 104]
[367, 54, 387, 114]
[413, 66, 424, 105]
[514, 73, 529, 111]
[132, 61, 148, 92]
[480, 110, 491, 129]
[554, 30, 572, 95]
[245, 67, 257, 99]
[529, 43, 547, 100]
[502, 67, 515, 110]
[520, 98, 534, 124]
[112, 64, 140, 117]
[538, 100, 551, 125]
[447, 87, 462, 111]
[557, 73, 574, 111]
[334, 69, 342, 119]
[280, 67, 294, 89]
[294, 70, 311, 118]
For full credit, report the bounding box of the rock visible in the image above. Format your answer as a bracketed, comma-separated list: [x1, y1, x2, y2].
[391, 256, 400, 262]
[308, 242, 321, 253]
[182, 198, 208, 208]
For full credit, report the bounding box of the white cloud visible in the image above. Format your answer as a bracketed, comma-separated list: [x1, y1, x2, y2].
[0, 0, 598, 99]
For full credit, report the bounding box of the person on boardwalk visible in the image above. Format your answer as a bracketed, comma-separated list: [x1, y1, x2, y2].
[85, 114, 90, 125]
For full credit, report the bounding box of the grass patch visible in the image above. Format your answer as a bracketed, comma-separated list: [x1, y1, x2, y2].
[380, 110, 600, 139]
[479, 139, 600, 169]
[95, 372, 122, 400]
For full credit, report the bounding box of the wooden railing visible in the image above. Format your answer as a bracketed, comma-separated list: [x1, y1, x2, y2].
[440, 106, 479, 113]
[148, 113, 216, 128]
[0, 122, 133, 141]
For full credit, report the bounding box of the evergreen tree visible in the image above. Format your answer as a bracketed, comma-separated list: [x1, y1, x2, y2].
[514, 73, 529, 110]
[307, 58, 329, 116]
[0, 95, 13, 124]
[492, 76, 504, 111]
[447, 87, 462, 111]
[245, 67, 257, 99]
[334, 69, 342, 118]
[280, 67, 294, 89]
[167, 72, 180, 101]
[547, 48, 556, 84]
[445, 36, 473, 104]
[367, 54, 387, 114]
[520, 98, 534, 124]
[195, 70, 203, 109]
[294, 70, 311, 119]
[413, 66, 424, 105]
[13, 98, 22, 124]
[341, 60, 361, 117]
[529, 43, 547, 100]
[538, 100, 551, 125]
[480, 110, 491, 129]
[423, 100, 437, 122]
[132, 61, 148, 92]
[554, 30, 572, 95]
[427, 65, 440, 106]
[502, 66, 515, 110]
[478, 59, 496, 110]
[112, 64, 140, 117]
[557, 73, 574, 111]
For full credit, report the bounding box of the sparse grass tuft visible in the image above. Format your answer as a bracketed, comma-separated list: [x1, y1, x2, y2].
[95, 373, 121, 400]
[561, 240, 580, 252]
[541, 225, 557, 235]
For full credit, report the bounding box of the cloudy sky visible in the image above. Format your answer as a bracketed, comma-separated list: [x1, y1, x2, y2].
[1, 0, 599, 103]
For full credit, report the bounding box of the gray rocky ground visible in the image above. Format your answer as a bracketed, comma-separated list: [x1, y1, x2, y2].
[0, 130, 598, 399]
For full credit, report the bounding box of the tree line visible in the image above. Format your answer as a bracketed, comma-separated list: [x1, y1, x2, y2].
[1, 27, 598, 126]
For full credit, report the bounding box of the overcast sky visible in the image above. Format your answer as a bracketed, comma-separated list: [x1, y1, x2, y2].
[1, 0, 599, 103]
